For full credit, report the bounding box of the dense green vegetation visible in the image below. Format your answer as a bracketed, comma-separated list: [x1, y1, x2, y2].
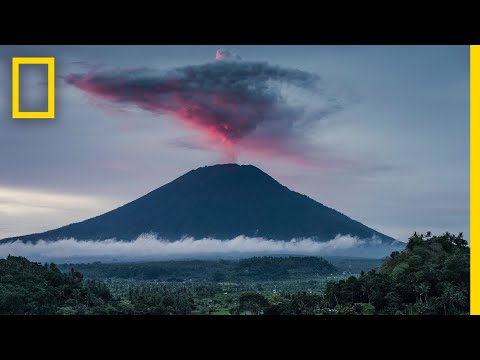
[0, 256, 112, 315]
[0, 255, 200, 315]
[325, 257, 382, 274]
[323, 232, 470, 314]
[0, 233, 469, 315]
[58, 256, 337, 282]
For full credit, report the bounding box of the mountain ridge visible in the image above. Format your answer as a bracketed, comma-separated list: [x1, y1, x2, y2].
[0, 164, 396, 244]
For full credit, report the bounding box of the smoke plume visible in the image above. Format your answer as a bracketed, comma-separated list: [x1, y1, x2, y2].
[65, 51, 349, 162]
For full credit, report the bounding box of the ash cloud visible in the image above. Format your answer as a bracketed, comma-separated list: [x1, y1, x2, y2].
[215, 49, 242, 61]
[0, 234, 397, 263]
[65, 51, 350, 162]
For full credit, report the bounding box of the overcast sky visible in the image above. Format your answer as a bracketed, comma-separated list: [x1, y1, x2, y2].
[0, 45, 469, 241]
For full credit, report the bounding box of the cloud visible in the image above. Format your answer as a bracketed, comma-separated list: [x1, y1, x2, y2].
[0, 186, 113, 216]
[0, 233, 398, 262]
[0, 186, 120, 240]
[65, 52, 350, 163]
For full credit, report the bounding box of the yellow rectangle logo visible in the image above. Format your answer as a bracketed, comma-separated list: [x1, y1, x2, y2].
[12, 57, 55, 119]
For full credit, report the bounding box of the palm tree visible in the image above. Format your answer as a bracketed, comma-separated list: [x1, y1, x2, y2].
[417, 283, 430, 303]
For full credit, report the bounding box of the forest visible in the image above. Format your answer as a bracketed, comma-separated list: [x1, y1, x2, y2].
[322, 232, 469, 314]
[0, 232, 469, 315]
[57, 256, 337, 281]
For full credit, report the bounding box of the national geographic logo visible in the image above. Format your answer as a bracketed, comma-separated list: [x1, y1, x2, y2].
[11, 57, 55, 119]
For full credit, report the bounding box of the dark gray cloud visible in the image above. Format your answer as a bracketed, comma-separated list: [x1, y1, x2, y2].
[65, 57, 347, 159]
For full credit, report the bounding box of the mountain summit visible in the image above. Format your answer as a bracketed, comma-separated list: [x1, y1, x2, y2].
[1, 164, 395, 244]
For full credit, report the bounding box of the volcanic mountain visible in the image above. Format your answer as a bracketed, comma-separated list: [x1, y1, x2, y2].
[1, 164, 396, 244]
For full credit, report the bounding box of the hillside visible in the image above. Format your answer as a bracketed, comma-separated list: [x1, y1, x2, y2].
[323, 232, 470, 314]
[0, 256, 112, 314]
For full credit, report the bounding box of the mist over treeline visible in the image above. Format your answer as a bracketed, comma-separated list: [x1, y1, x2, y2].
[0, 234, 404, 263]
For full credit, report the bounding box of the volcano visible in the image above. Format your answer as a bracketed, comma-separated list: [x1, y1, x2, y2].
[0, 164, 396, 244]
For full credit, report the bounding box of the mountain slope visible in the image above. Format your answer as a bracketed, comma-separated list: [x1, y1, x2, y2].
[1, 164, 395, 243]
